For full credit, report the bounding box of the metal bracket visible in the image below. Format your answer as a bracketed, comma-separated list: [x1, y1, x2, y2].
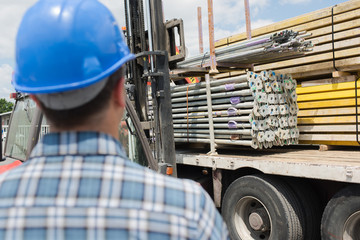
[165, 19, 186, 64]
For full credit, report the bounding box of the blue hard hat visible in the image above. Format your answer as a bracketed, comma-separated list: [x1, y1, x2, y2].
[13, 0, 135, 94]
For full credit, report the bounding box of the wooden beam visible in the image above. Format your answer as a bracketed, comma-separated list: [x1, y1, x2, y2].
[310, 38, 360, 57]
[296, 80, 360, 95]
[300, 75, 357, 87]
[216, 0, 360, 47]
[298, 116, 360, 124]
[298, 107, 360, 117]
[298, 124, 359, 133]
[255, 47, 360, 72]
[308, 18, 360, 40]
[275, 56, 360, 78]
[299, 134, 360, 142]
[297, 89, 360, 102]
[333, 71, 352, 78]
[299, 140, 360, 146]
[313, 28, 360, 46]
[298, 98, 360, 109]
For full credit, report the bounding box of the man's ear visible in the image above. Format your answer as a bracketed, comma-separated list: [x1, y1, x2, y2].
[113, 77, 126, 108]
[30, 95, 44, 110]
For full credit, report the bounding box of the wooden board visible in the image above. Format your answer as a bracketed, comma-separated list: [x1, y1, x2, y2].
[300, 75, 357, 87]
[216, 0, 360, 47]
[309, 38, 360, 56]
[311, 18, 360, 38]
[297, 89, 360, 102]
[299, 140, 360, 146]
[298, 116, 360, 124]
[298, 98, 360, 109]
[276, 56, 360, 79]
[255, 47, 360, 72]
[297, 80, 360, 95]
[298, 124, 359, 133]
[314, 28, 360, 46]
[298, 107, 360, 117]
[299, 134, 359, 141]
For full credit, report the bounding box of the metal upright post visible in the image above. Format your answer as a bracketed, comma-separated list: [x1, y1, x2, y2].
[149, 0, 167, 51]
[197, 7, 204, 54]
[205, 74, 217, 155]
[207, 0, 218, 74]
[244, 0, 252, 40]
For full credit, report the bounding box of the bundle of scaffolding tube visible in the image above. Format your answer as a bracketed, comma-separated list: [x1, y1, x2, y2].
[170, 71, 299, 149]
[177, 30, 313, 68]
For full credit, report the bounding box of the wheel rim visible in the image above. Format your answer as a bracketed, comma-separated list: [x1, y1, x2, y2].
[343, 211, 360, 240]
[234, 196, 272, 240]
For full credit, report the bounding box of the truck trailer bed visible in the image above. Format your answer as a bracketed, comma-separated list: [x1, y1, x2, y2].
[176, 146, 360, 183]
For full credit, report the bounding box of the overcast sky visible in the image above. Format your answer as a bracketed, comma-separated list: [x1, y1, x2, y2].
[0, 0, 347, 101]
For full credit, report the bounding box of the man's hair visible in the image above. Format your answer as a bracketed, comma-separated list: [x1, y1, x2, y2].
[39, 67, 125, 128]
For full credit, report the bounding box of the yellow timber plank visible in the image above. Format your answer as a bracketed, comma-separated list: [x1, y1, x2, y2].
[299, 140, 360, 146]
[216, 0, 360, 47]
[256, 47, 360, 72]
[298, 116, 360, 124]
[299, 134, 360, 141]
[298, 98, 360, 109]
[296, 80, 360, 95]
[298, 107, 360, 117]
[300, 76, 357, 87]
[298, 124, 359, 133]
[298, 89, 360, 102]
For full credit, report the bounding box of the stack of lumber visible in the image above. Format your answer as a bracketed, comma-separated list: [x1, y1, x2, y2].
[210, 0, 360, 147]
[215, 0, 360, 80]
[296, 77, 360, 146]
[171, 71, 299, 149]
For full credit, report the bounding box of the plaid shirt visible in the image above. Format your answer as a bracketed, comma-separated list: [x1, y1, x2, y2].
[0, 132, 229, 240]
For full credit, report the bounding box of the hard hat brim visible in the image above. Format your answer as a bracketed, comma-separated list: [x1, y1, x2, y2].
[13, 53, 135, 94]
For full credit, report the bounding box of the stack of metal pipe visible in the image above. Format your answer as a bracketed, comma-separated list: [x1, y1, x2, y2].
[171, 70, 299, 149]
[177, 30, 313, 68]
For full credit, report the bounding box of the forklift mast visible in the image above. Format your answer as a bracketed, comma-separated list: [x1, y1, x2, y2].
[124, 0, 185, 176]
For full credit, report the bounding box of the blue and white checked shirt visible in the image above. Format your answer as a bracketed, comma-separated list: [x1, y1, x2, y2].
[0, 132, 229, 240]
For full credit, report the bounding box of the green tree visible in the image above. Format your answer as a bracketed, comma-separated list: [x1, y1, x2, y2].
[0, 98, 14, 113]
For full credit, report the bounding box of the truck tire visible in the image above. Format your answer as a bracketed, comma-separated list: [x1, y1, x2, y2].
[222, 174, 304, 240]
[287, 179, 322, 240]
[321, 185, 360, 240]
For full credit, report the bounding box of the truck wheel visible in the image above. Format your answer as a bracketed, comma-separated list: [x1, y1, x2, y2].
[287, 179, 321, 240]
[222, 174, 304, 240]
[321, 185, 360, 240]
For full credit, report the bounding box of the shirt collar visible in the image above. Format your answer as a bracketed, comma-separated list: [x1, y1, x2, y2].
[30, 131, 127, 158]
